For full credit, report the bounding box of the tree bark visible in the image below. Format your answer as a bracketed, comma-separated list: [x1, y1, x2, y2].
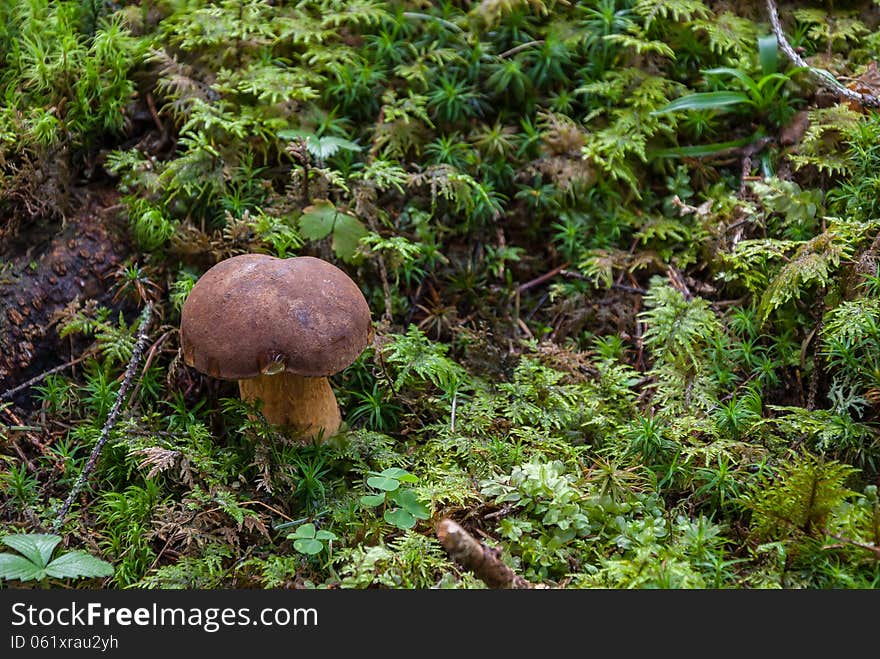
[437, 519, 532, 589]
[0, 188, 128, 397]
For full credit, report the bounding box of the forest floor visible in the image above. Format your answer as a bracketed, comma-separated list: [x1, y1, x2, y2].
[1, 0, 880, 589]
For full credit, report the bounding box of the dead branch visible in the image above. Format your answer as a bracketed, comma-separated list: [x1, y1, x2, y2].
[437, 518, 533, 589]
[827, 534, 880, 560]
[0, 352, 93, 401]
[766, 0, 880, 108]
[53, 303, 154, 532]
[517, 262, 569, 295]
[499, 40, 544, 60]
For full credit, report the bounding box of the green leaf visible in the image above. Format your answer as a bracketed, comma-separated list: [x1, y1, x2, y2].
[314, 530, 337, 541]
[278, 128, 309, 141]
[309, 136, 362, 160]
[287, 523, 317, 540]
[278, 130, 361, 160]
[377, 467, 416, 482]
[758, 34, 779, 76]
[702, 67, 754, 85]
[649, 137, 755, 159]
[45, 552, 114, 580]
[298, 201, 367, 263]
[330, 213, 368, 263]
[651, 91, 749, 114]
[298, 201, 337, 240]
[360, 494, 386, 507]
[384, 508, 417, 529]
[388, 488, 430, 519]
[0, 553, 46, 582]
[216, 498, 246, 525]
[293, 538, 325, 555]
[2, 534, 61, 568]
[367, 475, 400, 491]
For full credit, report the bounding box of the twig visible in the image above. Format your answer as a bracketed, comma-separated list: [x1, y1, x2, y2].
[53, 304, 154, 532]
[0, 353, 93, 400]
[450, 391, 457, 433]
[145, 92, 164, 132]
[2, 421, 37, 472]
[239, 500, 295, 523]
[483, 503, 516, 520]
[499, 40, 544, 60]
[766, 0, 880, 107]
[666, 266, 692, 301]
[559, 269, 648, 294]
[807, 322, 822, 412]
[517, 262, 569, 294]
[437, 518, 533, 589]
[1, 405, 46, 453]
[612, 283, 648, 295]
[826, 534, 880, 560]
[376, 252, 393, 324]
[711, 297, 748, 309]
[524, 290, 550, 323]
[128, 328, 175, 403]
[402, 11, 463, 34]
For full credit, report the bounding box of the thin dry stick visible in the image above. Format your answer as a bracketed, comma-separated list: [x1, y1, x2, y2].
[499, 39, 544, 59]
[766, 0, 880, 107]
[127, 327, 175, 404]
[239, 499, 295, 523]
[516, 262, 570, 295]
[0, 353, 93, 401]
[827, 534, 880, 560]
[53, 304, 154, 532]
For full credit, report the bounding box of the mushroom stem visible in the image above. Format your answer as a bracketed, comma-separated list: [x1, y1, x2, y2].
[238, 372, 341, 442]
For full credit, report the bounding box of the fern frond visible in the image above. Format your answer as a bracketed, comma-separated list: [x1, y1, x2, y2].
[383, 325, 469, 395]
[318, 0, 390, 29]
[471, 0, 550, 27]
[641, 278, 722, 372]
[756, 220, 874, 323]
[715, 238, 794, 295]
[788, 105, 862, 177]
[634, 0, 710, 26]
[743, 452, 859, 540]
[692, 11, 757, 56]
[603, 32, 675, 59]
[214, 63, 322, 105]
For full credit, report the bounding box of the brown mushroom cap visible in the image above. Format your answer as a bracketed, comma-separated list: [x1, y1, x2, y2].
[180, 254, 372, 380]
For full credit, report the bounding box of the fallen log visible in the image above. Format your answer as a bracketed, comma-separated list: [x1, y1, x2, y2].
[437, 518, 532, 589]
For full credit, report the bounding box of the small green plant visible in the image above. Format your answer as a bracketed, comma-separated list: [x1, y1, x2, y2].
[624, 414, 674, 464]
[743, 452, 858, 541]
[692, 454, 745, 512]
[290, 453, 331, 513]
[0, 534, 113, 584]
[360, 468, 430, 530]
[296, 200, 368, 263]
[0, 460, 40, 508]
[348, 382, 403, 432]
[278, 129, 362, 164]
[338, 532, 459, 589]
[287, 523, 337, 557]
[656, 35, 800, 119]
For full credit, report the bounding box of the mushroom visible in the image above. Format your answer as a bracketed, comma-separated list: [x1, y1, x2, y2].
[179, 253, 372, 441]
